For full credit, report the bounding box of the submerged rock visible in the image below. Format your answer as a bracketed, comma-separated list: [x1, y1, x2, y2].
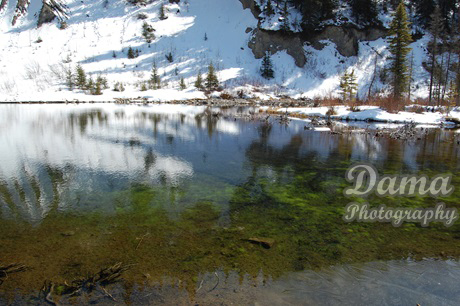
[248, 237, 275, 249]
[60, 230, 75, 237]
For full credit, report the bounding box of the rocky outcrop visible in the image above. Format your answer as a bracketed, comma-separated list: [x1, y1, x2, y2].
[241, 0, 387, 67]
[6, 0, 68, 27]
[309, 25, 387, 57]
[0, 0, 8, 12]
[239, 0, 261, 19]
[38, 2, 56, 27]
[249, 25, 387, 68]
[12, 0, 30, 25]
[249, 28, 307, 67]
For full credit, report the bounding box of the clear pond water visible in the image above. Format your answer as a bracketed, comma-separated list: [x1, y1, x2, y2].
[0, 104, 460, 305]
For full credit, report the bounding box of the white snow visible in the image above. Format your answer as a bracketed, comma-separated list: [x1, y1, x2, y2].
[0, 0, 455, 127]
[270, 105, 460, 125]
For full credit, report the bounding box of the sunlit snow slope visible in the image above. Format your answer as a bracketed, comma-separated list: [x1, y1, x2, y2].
[0, 0, 430, 101]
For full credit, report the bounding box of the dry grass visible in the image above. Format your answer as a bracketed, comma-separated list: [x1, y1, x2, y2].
[366, 96, 408, 113]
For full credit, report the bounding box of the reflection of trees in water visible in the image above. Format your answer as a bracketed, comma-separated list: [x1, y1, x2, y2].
[68, 110, 108, 134]
[0, 163, 67, 221]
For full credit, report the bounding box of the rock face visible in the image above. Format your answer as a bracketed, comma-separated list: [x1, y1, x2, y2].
[249, 28, 307, 67]
[248, 25, 387, 68]
[241, 0, 387, 67]
[310, 25, 387, 57]
[0, 0, 8, 13]
[239, 0, 260, 19]
[38, 2, 56, 27]
[12, 0, 30, 25]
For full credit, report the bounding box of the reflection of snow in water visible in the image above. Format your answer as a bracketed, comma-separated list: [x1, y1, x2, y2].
[351, 133, 384, 161]
[253, 259, 460, 305]
[110, 259, 460, 304]
[0, 104, 218, 221]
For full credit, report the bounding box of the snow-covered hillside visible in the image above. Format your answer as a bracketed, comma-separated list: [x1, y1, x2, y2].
[0, 0, 431, 102]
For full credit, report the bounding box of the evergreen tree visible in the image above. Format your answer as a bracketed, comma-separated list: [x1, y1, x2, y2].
[86, 77, 94, 93]
[195, 70, 203, 90]
[412, 0, 435, 28]
[387, 1, 412, 99]
[179, 77, 186, 90]
[96, 76, 109, 89]
[165, 52, 173, 63]
[127, 47, 136, 59]
[142, 22, 155, 43]
[159, 3, 168, 20]
[427, 6, 444, 105]
[351, 0, 378, 26]
[260, 52, 274, 79]
[290, 0, 337, 31]
[446, 80, 458, 111]
[75, 64, 86, 90]
[94, 79, 102, 95]
[150, 62, 161, 90]
[205, 63, 219, 91]
[339, 70, 358, 102]
[280, 1, 290, 31]
[66, 67, 74, 91]
[265, 0, 274, 16]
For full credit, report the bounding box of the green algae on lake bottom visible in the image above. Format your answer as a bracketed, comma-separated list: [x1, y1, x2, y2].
[1, 105, 460, 302]
[1, 165, 460, 300]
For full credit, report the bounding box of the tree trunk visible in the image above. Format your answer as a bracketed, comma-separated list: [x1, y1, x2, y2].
[441, 50, 451, 103]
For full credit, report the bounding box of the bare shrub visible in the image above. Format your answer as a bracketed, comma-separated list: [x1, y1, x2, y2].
[0, 78, 17, 94]
[326, 106, 337, 116]
[24, 61, 42, 80]
[370, 96, 407, 114]
[48, 63, 66, 80]
[220, 92, 234, 99]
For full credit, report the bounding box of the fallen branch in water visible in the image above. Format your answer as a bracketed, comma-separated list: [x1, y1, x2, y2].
[136, 232, 150, 250]
[0, 263, 28, 285]
[42, 262, 132, 302]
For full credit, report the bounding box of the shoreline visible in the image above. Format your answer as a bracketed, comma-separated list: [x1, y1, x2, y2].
[2, 98, 459, 127]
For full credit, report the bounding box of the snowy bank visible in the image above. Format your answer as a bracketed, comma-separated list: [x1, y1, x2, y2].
[263, 105, 460, 126]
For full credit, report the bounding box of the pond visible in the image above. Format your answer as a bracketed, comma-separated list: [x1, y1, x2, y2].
[0, 103, 459, 304]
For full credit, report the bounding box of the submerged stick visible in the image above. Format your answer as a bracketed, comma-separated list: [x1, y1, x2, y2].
[136, 233, 150, 250]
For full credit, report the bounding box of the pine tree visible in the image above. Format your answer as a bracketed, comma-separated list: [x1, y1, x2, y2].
[165, 52, 173, 63]
[280, 1, 290, 31]
[142, 22, 155, 43]
[351, 0, 378, 25]
[205, 63, 219, 91]
[195, 70, 203, 90]
[86, 77, 94, 93]
[159, 3, 168, 20]
[339, 70, 358, 102]
[387, 1, 412, 99]
[149, 62, 161, 90]
[427, 6, 444, 105]
[96, 76, 109, 89]
[94, 79, 102, 95]
[127, 47, 135, 59]
[265, 0, 274, 16]
[260, 52, 274, 79]
[179, 77, 186, 90]
[66, 67, 74, 91]
[75, 64, 86, 90]
[446, 81, 458, 110]
[412, 0, 435, 28]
